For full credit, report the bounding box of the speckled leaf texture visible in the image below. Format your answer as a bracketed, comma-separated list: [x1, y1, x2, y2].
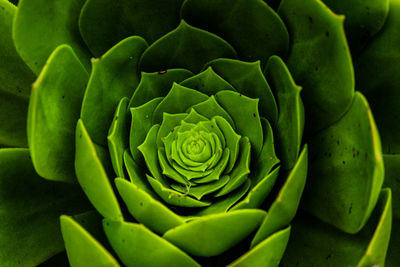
[0, 0, 397, 266]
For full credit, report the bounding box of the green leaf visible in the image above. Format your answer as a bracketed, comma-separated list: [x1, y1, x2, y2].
[115, 178, 185, 234]
[189, 97, 235, 128]
[79, 0, 184, 56]
[103, 219, 200, 267]
[28, 45, 88, 182]
[251, 145, 308, 247]
[81, 36, 148, 146]
[13, 0, 91, 74]
[228, 226, 290, 267]
[130, 97, 163, 167]
[147, 175, 211, 208]
[137, 124, 164, 183]
[215, 90, 263, 157]
[0, 0, 35, 147]
[171, 174, 230, 200]
[323, 0, 389, 54]
[0, 149, 91, 266]
[215, 137, 250, 196]
[251, 118, 280, 185]
[303, 92, 383, 233]
[383, 155, 400, 267]
[75, 119, 123, 220]
[139, 20, 237, 73]
[108, 98, 130, 178]
[124, 151, 159, 199]
[163, 209, 266, 257]
[265, 56, 304, 170]
[60, 215, 120, 267]
[281, 189, 392, 267]
[152, 83, 209, 124]
[278, 0, 355, 132]
[354, 0, 400, 154]
[204, 59, 278, 125]
[129, 69, 193, 108]
[194, 180, 251, 216]
[180, 67, 236, 96]
[213, 116, 241, 172]
[181, 0, 289, 64]
[231, 166, 280, 211]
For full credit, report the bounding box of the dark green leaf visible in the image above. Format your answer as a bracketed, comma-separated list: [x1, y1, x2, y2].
[279, 0, 355, 132]
[181, 0, 289, 63]
[303, 93, 383, 233]
[139, 20, 237, 73]
[79, 0, 184, 56]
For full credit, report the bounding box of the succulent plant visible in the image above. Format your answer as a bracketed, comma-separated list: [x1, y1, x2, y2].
[0, 0, 397, 266]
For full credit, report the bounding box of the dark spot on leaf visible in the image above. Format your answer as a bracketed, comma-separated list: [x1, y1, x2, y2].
[326, 254, 332, 260]
[315, 66, 319, 71]
[79, 133, 82, 138]
[140, 202, 143, 206]
[171, 129, 174, 132]
[337, 140, 340, 145]
[308, 16, 313, 24]
[325, 31, 329, 37]
[62, 95, 65, 99]
[342, 160, 346, 164]
[253, 113, 256, 117]
[328, 153, 332, 157]
[348, 203, 353, 214]
[115, 116, 118, 121]
[158, 70, 167, 74]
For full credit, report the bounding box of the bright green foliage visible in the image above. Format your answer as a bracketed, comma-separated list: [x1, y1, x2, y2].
[0, 0, 396, 266]
[0, 0, 34, 147]
[28, 45, 88, 182]
[0, 149, 91, 266]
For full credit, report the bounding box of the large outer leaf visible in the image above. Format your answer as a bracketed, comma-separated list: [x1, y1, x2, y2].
[323, 0, 389, 54]
[303, 92, 383, 233]
[139, 20, 237, 73]
[281, 189, 392, 267]
[13, 0, 91, 74]
[0, 0, 35, 147]
[60, 215, 120, 267]
[181, 0, 289, 64]
[28, 45, 88, 182]
[79, 0, 184, 56]
[0, 149, 91, 266]
[103, 219, 200, 267]
[355, 0, 400, 154]
[279, 0, 354, 132]
[383, 155, 400, 267]
[81, 36, 148, 146]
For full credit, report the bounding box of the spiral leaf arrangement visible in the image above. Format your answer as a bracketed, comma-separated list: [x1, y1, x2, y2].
[0, 0, 397, 266]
